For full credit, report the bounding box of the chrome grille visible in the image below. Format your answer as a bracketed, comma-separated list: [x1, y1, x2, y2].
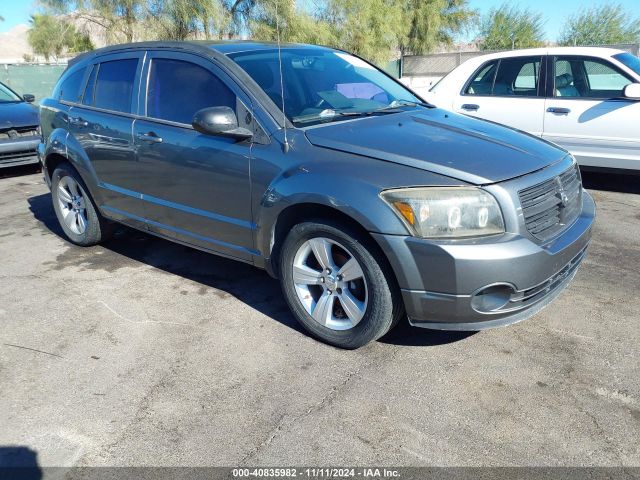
[519, 163, 582, 242]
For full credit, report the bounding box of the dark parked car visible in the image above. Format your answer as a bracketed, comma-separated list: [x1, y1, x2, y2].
[0, 81, 39, 169]
[38, 41, 595, 348]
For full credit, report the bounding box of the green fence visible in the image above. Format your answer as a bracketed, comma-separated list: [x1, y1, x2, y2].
[1, 64, 66, 104]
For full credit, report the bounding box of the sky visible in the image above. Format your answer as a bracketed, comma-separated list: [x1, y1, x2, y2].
[1, 0, 640, 41]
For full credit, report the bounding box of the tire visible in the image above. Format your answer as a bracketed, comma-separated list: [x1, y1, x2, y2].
[279, 220, 403, 349]
[51, 162, 113, 246]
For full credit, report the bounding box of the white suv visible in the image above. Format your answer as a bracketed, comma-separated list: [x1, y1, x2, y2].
[426, 47, 640, 172]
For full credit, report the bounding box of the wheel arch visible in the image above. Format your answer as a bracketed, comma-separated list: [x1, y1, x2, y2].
[266, 202, 399, 294]
[42, 129, 103, 205]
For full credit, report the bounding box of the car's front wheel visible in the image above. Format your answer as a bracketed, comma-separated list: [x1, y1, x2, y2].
[279, 220, 402, 349]
[51, 163, 112, 246]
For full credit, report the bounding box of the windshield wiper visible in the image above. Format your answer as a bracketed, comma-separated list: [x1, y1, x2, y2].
[387, 99, 436, 109]
[293, 108, 402, 125]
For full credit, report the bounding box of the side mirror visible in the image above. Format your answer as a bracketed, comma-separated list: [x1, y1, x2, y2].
[623, 83, 640, 100]
[23, 94, 35, 103]
[192, 107, 253, 141]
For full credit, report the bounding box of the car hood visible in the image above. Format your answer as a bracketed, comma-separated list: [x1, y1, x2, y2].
[0, 101, 39, 131]
[304, 109, 567, 185]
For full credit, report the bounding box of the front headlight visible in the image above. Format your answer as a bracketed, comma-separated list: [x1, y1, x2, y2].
[380, 187, 505, 239]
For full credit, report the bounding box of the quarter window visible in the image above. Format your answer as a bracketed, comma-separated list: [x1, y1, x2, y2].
[56, 67, 86, 103]
[93, 59, 138, 113]
[554, 56, 633, 98]
[82, 64, 98, 106]
[146, 58, 236, 125]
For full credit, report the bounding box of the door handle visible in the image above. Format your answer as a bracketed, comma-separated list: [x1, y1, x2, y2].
[461, 104, 480, 111]
[547, 107, 571, 115]
[68, 116, 88, 127]
[136, 132, 163, 143]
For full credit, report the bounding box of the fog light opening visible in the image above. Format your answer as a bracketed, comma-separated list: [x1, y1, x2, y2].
[471, 284, 514, 313]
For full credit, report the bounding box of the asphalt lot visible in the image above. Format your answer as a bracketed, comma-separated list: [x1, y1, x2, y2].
[0, 166, 639, 468]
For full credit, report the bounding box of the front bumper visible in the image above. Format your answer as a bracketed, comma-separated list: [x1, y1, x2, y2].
[372, 191, 595, 331]
[0, 136, 40, 168]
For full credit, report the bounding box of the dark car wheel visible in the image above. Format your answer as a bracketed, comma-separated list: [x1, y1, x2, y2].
[51, 163, 112, 246]
[279, 220, 403, 349]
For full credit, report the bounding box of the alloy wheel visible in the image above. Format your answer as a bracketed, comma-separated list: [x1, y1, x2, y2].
[56, 176, 88, 235]
[292, 237, 368, 330]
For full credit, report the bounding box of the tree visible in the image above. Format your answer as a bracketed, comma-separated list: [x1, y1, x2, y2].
[399, 0, 477, 56]
[40, 0, 146, 43]
[28, 14, 94, 61]
[478, 3, 545, 51]
[147, 0, 231, 40]
[558, 4, 640, 46]
[250, 0, 333, 46]
[322, 0, 403, 65]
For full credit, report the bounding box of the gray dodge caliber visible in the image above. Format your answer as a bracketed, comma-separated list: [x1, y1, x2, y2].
[38, 41, 595, 348]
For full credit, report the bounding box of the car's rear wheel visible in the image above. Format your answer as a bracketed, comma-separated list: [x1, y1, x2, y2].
[279, 220, 403, 349]
[51, 163, 112, 246]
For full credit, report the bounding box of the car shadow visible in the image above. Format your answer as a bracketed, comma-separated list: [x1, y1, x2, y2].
[27, 192, 472, 348]
[0, 163, 41, 179]
[378, 319, 476, 347]
[581, 168, 640, 194]
[0, 446, 42, 479]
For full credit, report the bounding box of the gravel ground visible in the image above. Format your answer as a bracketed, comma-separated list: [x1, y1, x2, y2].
[0, 167, 638, 468]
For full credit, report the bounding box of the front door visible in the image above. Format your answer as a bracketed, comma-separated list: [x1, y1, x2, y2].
[543, 55, 640, 170]
[133, 52, 255, 261]
[452, 55, 546, 136]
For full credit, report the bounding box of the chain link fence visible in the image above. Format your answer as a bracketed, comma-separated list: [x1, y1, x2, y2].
[0, 64, 66, 104]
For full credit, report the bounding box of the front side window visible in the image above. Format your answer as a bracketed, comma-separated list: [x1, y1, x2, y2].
[0, 82, 22, 103]
[554, 56, 633, 99]
[146, 58, 236, 125]
[229, 48, 420, 127]
[92, 59, 138, 113]
[55, 67, 86, 103]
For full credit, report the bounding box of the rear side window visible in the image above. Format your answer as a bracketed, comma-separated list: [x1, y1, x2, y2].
[465, 57, 541, 97]
[93, 59, 138, 113]
[56, 67, 86, 103]
[146, 58, 236, 124]
[465, 61, 498, 95]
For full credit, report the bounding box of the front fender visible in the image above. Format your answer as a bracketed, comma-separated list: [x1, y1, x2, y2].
[253, 141, 465, 265]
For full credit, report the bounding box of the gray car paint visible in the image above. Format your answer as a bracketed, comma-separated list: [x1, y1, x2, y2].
[38, 41, 595, 330]
[0, 86, 40, 168]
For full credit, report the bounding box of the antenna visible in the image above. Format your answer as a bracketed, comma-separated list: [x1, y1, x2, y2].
[275, 0, 290, 153]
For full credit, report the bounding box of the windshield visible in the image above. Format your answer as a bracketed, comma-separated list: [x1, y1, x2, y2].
[229, 48, 421, 127]
[613, 52, 640, 77]
[0, 82, 22, 103]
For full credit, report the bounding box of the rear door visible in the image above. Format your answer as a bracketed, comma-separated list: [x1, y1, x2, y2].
[68, 51, 145, 224]
[452, 55, 546, 135]
[543, 55, 640, 170]
[132, 51, 256, 261]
